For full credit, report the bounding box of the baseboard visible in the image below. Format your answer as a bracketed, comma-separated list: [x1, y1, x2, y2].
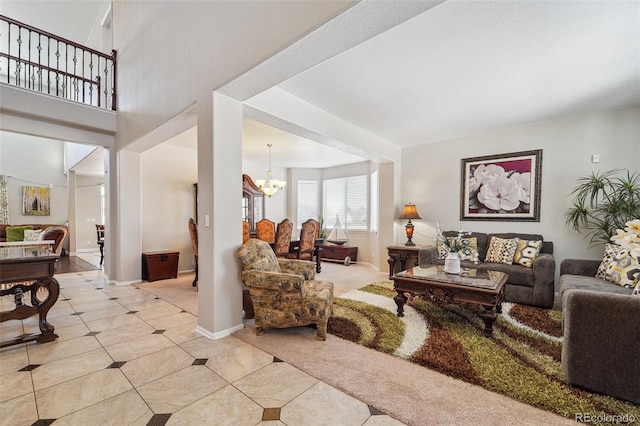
[76, 248, 100, 253]
[195, 323, 245, 340]
[108, 279, 142, 286]
[179, 268, 195, 274]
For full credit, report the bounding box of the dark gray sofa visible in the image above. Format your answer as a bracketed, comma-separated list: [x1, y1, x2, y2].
[559, 259, 640, 404]
[418, 231, 555, 308]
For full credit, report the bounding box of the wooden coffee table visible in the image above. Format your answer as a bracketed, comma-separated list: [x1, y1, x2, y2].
[392, 265, 507, 337]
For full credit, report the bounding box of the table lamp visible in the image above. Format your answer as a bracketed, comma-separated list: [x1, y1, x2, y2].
[399, 203, 421, 246]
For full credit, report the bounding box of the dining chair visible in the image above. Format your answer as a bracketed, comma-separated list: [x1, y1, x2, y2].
[96, 224, 105, 265]
[242, 221, 250, 244]
[188, 218, 198, 287]
[274, 219, 293, 258]
[256, 219, 276, 243]
[290, 219, 319, 261]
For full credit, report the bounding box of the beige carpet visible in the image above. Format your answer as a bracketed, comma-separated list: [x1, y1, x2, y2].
[234, 326, 574, 426]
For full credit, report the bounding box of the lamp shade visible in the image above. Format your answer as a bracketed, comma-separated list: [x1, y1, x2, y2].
[399, 203, 421, 220]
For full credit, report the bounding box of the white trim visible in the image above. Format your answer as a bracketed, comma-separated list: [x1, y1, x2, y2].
[109, 279, 142, 286]
[195, 323, 245, 340]
[76, 248, 100, 253]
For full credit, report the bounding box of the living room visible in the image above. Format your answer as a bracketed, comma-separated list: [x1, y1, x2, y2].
[0, 1, 638, 423]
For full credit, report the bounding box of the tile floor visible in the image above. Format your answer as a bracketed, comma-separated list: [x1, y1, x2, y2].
[1, 257, 399, 425]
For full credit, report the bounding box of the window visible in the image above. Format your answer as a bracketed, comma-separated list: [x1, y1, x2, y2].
[324, 174, 368, 231]
[297, 180, 318, 227]
[370, 170, 378, 232]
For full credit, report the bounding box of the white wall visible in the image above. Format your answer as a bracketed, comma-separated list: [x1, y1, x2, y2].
[0, 133, 68, 226]
[75, 175, 103, 251]
[141, 143, 197, 273]
[401, 106, 640, 288]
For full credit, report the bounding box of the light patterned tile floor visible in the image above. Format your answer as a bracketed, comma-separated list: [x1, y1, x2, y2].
[0, 259, 401, 425]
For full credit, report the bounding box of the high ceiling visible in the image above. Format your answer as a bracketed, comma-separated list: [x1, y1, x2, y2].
[2, 1, 638, 170]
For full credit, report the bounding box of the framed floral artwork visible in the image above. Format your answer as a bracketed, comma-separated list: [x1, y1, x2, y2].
[460, 149, 542, 222]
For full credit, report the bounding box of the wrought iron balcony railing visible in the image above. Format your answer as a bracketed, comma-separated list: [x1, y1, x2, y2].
[0, 15, 117, 110]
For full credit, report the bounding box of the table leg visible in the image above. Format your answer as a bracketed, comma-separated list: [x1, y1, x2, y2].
[315, 246, 323, 273]
[479, 309, 497, 338]
[394, 291, 407, 317]
[387, 256, 397, 279]
[34, 277, 60, 343]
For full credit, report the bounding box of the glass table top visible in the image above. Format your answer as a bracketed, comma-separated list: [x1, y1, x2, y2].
[0, 246, 57, 261]
[395, 266, 506, 290]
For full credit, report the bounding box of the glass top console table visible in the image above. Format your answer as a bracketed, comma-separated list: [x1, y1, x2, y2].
[0, 247, 60, 347]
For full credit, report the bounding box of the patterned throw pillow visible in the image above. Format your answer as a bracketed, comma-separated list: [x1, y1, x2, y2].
[596, 243, 625, 280]
[436, 237, 479, 262]
[23, 229, 43, 241]
[513, 240, 542, 268]
[485, 236, 519, 264]
[604, 250, 640, 288]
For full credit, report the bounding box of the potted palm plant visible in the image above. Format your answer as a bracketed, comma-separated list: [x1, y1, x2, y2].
[565, 169, 640, 245]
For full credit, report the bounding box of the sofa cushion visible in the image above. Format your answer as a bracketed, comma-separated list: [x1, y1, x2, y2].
[559, 274, 634, 297]
[6, 225, 33, 242]
[478, 262, 535, 287]
[604, 250, 640, 288]
[513, 239, 542, 268]
[485, 236, 519, 264]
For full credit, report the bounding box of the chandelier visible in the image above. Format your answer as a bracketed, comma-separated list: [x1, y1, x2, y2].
[255, 144, 286, 197]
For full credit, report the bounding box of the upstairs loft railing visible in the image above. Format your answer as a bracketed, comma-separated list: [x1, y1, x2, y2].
[0, 15, 117, 111]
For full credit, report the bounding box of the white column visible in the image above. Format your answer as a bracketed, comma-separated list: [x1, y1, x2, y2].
[67, 170, 77, 255]
[196, 91, 244, 338]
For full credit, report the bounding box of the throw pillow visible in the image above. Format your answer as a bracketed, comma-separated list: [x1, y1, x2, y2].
[6, 225, 33, 242]
[596, 243, 625, 280]
[513, 239, 543, 268]
[604, 250, 640, 288]
[23, 229, 43, 241]
[485, 236, 519, 265]
[436, 237, 479, 263]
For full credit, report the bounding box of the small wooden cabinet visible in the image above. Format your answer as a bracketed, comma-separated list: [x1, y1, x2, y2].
[321, 244, 358, 265]
[142, 251, 179, 282]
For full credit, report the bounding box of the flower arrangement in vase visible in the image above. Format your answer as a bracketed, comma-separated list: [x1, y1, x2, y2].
[434, 221, 472, 274]
[610, 219, 640, 258]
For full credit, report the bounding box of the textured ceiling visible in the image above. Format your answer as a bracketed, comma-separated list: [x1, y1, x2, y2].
[278, 0, 640, 146]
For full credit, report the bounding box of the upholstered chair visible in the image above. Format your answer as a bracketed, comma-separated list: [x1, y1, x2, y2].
[237, 239, 334, 341]
[96, 224, 105, 265]
[256, 219, 276, 243]
[242, 221, 250, 244]
[274, 218, 293, 258]
[188, 218, 198, 287]
[288, 219, 319, 261]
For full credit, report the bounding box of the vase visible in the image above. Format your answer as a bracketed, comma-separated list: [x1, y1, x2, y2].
[444, 251, 461, 274]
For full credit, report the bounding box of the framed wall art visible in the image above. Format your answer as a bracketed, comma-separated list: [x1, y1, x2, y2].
[460, 149, 542, 222]
[22, 185, 51, 216]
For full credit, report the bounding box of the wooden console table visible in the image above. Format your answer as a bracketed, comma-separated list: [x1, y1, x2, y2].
[0, 247, 60, 348]
[387, 245, 428, 279]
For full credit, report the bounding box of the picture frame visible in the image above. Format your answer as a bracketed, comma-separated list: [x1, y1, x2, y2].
[22, 185, 51, 216]
[460, 149, 542, 222]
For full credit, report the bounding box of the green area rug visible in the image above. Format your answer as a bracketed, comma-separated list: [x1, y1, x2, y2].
[327, 281, 639, 424]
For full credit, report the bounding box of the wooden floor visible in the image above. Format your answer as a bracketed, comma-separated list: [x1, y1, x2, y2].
[56, 255, 100, 273]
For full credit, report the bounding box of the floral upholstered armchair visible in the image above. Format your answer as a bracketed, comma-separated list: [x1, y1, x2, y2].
[237, 238, 334, 341]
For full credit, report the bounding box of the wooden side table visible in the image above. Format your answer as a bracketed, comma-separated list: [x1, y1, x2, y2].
[386, 245, 428, 279]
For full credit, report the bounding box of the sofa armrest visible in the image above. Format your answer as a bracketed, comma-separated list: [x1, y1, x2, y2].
[559, 259, 601, 277]
[418, 246, 438, 266]
[561, 290, 640, 404]
[531, 253, 555, 308]
[242, 270, 306, 294]
[277, 259, 316, 280]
